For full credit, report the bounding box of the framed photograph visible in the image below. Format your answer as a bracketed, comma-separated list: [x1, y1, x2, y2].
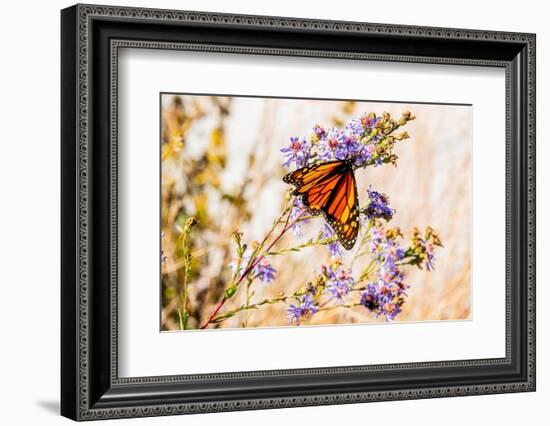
[61, 4, 536, 421]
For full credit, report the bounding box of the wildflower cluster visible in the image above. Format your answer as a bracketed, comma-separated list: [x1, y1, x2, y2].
[281, 110, 413, 260]
[405, 227, 443, 271]
[280, 111, 415, 170]
[276, 111, 441, 325]
[254, 258, 277, 283]
[287, 294, 319, 325]
[193, 109, 442, 330]
[286, 261, 355, 324]
[324, 262, 355, 301]
[360, 226, 408, 321]
[362, 188, 395, 222]
[289, 197, 308, 237]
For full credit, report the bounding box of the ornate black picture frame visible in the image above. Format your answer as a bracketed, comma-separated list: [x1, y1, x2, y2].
[61, 3, 536, 421]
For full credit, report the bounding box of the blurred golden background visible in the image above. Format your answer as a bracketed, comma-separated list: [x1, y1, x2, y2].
[160, 94, 471, 331]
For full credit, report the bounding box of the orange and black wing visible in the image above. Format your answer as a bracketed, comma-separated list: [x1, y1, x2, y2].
[283, 161, 359, 250]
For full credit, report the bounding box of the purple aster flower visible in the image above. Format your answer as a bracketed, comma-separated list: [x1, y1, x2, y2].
[313, 124, 327, 140]
[378, 263, 405, 288]
[342, 134, 360, 158]
[324, 264, 354, 301]
[360, 284, 379, 311]
[425, 243, 436, 271]
[360, 113, 380, 129]
[362, 188, 394, 222]
[328, 241, 345, 258]
[290, 198, 308, 236]
[287, 293, 319, 325]
[254, 258, 277, 283]
[326, 129, 344, 149]
[354, 142, 376, 167]
[360, 277, 406, 321]
[347, 113, 380, 138]
[361, 225, 409, 320]
[326, 279, 351, 300]
[319, 128, 347, 161]
[369, 226, 405, 266]
[393, 245, 406, 262]
[280, 137, 310, 169]
[320, 223, 344, 258]
[345, 118, 365, 138]
[369, 226, 386, 251]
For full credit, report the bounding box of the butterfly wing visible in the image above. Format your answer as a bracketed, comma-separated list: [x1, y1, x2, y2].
[283, 161, 344, 193]
[320, 168, 359, 250]
[283, 161, 359, 250]
[283, 160, 346, 215]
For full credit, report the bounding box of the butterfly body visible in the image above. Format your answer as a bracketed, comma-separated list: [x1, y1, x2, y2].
[283, 159, 360, 250]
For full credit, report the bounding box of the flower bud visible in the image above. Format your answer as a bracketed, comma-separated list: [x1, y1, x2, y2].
[232, 230, 243, 244]
[225, 286, 237, 299]
[185, 217, 198, 230]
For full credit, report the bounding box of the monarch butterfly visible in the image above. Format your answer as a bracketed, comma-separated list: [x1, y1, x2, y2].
[283, 159, 359, 250]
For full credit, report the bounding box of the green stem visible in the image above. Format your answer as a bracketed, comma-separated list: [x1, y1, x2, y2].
[176, 218, 197, 330]
[350, 222, 373, 269]
[212, 291, 306, 324]
[242, 277, 253, 328]
[358, 259, 376, 283]
[177, 307, 184, 330]
[200, 207, 306, 329]
[316, 302, 362, 313]
[265, 236, 337, 256]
